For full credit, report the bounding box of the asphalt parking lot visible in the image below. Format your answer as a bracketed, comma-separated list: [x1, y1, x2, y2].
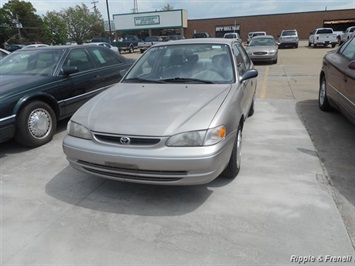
[1, 41, 355, 265]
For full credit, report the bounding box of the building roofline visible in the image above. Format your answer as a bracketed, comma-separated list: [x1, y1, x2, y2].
[188, 8, 355, 21]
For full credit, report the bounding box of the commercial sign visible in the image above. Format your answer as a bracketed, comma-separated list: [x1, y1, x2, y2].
[216, 25, 240, 31]
[135, 16, 160, 26]
[113, 10, 187, 31]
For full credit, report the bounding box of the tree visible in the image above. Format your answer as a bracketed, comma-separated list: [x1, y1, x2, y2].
[1, 0, 45, 44]
[58, 3, 105, 44]
[42, 11, 68, 45]
[162, 4, 174, 11]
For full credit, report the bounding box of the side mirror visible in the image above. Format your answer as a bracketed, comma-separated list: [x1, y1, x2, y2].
[240, 69, 258, 83]
[348, 60, 355, 70]
[61, 66, 79, 76]
[119, 69, 128, 76]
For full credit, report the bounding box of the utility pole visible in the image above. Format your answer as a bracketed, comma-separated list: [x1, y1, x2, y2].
[12, 14, 22, 43]
[91, 0, 99, 15]
[106, 0, 112, 41]
[132, 0, 138, 13]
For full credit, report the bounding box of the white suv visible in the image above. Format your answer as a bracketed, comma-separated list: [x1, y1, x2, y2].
[278, 29, 299, 48]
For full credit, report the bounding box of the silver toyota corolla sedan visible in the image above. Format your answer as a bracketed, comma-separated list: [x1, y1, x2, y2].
[62, 38, 258, 185]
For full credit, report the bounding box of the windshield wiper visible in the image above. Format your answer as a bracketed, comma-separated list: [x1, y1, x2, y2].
[160, 77, 215, 84]
[123, 77, 165, 83]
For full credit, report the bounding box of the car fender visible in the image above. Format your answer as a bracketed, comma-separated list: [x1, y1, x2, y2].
[13, 92, 59, 119]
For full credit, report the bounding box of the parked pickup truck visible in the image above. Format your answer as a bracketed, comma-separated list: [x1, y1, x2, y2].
[112, 35, 140, 53]
[340, 26, 355, 45]
[138, 36, 163, 53]
[308, 28, 338, 48]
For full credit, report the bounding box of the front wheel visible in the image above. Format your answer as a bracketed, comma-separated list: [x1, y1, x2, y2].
[319, 76, 333, 111]
[223, 124, 242, 178]
[14, 101, 57, 147]
[129, 45, 134, 53]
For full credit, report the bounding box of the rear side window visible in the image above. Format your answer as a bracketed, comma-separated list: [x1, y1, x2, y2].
[89, 47, 123, 66]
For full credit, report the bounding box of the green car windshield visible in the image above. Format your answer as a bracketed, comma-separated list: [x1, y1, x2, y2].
[0, 49, 65, 75]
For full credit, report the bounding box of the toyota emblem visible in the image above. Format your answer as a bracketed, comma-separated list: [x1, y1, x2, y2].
[120, 136, 131, 145]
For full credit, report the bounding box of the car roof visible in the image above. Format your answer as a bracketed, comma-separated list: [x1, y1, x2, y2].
[12, 44, 111, 52]
[83, 42, 111, 46]
[152, 38, 235, 47]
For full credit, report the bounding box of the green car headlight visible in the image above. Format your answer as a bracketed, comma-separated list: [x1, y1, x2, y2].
[67, 120, 92, 140]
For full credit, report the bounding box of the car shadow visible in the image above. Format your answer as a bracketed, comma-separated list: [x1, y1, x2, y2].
[295, 99, 355, 207]
[0, 118, 69, 158]
[44, 165, 224, 217]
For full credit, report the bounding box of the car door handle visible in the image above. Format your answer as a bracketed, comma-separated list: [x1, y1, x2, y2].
[343, 76, 348, 82]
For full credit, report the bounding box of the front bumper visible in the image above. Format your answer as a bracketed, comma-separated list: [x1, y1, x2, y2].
[62, 133, 236, 185]
[249, 54, 277, 62]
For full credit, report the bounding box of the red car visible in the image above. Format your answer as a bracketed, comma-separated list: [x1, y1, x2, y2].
[319, 36, 355, 125]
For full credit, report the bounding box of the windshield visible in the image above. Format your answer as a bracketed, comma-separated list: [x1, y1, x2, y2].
[249, 38, 276, 46]
[123, 43, 235, 84]
[0, 49, 64, 75]
[282, 30, 297, 36]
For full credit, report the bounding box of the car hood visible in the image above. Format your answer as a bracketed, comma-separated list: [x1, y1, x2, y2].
[0, 75, 57, 97]
[72, 83, 232, 136]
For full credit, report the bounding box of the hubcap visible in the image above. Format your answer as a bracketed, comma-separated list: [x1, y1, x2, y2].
[320, 80, 326, 105]
[28, 108, 52, 139]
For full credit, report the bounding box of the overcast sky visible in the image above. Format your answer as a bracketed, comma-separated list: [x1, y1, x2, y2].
[1, 0, 354, 19]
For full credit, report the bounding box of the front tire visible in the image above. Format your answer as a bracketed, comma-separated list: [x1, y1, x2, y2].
[223, 124, 242, 178]
[14, 101, 57, 147]
[319, 76, 333, 111]
[248, 99, 255, 117]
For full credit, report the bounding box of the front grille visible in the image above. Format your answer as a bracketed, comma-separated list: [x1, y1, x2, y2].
[84, 167, 183, 182]
[77, 160, 187, 182]
[94, 133, 161, 145]
[254, 52, 267, 55]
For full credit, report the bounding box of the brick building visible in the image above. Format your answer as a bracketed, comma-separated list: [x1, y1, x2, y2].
[113, 8, 355, 41]
[185, 9, 355, 40]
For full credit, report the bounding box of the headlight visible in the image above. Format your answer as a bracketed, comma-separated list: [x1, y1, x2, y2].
[67, 120, 92, 139]
[268, 50, 277, 55]
[166, 126, 226, 147]
[166, 130, 205, 147]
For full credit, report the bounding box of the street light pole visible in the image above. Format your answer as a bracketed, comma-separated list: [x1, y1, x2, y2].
[106, 0, 112, 42]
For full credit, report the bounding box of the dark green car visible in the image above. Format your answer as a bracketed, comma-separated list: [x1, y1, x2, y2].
[0, 45, 134, 147]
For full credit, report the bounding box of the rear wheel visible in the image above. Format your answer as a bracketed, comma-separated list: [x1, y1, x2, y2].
[319, 76, 333, 111]
[223, 124, 242, 178]
[129, 45, 134, 53]
[14, 101, 57, 147]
